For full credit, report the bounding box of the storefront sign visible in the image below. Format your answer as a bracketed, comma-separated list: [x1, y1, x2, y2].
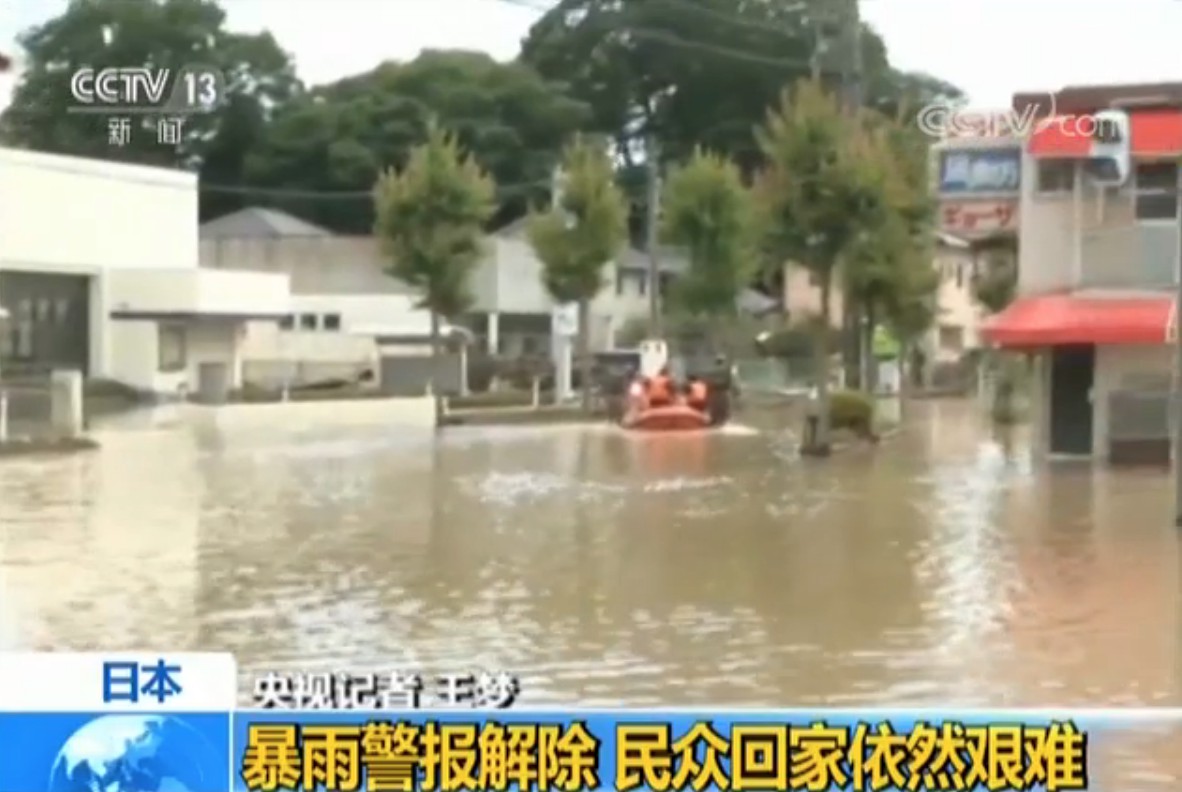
[940, 201, 1018, 235]
[937, 149, 1022, 195]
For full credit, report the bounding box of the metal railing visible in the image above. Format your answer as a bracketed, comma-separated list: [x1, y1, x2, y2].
[1079, 225, 1176, 291]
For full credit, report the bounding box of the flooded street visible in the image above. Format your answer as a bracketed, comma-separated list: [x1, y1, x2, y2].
[1, 399, 1178, 705]
[2, 399, 1182, 783]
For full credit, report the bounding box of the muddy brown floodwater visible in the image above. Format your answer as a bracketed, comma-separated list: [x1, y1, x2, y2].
[1, 399, 1181, 785]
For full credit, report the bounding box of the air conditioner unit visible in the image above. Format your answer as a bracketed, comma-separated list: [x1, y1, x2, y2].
[1084, 109, 1130, 187]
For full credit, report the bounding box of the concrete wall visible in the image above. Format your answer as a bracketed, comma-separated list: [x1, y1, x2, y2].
[184, 395, 436, 431]
[105, 268, 289, 317]
[200, 237, 411, 295]
[0, 148, 197, 272]
[927, 246, 984, 362]
[1092, 344, 1171, 459]
[1015, 152, 1171, 297]
[105, 318, 245, 395]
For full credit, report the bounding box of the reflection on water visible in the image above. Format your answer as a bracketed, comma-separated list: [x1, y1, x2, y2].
[1, 400, 1180, 781]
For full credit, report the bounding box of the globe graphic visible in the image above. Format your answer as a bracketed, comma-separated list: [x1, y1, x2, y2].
[48, 714, 219, 792]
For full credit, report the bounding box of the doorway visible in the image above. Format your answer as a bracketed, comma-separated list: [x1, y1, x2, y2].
[1049, 345, 1095, 455]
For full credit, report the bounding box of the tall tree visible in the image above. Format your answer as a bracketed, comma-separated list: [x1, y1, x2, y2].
[519, 0, 961, 172]
[373, 122, 496, 424]
[245, 50, 590, 233]
[527, 136, 628, 410]
[753, 79, 883, 454]
[972, 240, 1020, 421]
[843, 114, 938, 391]
[662, 147, 754, 317]
[0, 0, 300, 219]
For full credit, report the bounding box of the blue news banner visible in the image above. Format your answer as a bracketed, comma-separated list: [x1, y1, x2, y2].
[0, 652, 1177, 791]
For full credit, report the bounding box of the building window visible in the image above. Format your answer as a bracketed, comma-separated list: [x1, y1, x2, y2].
[322, 313, 341, 331]
[299, 313, 317, 330]
[1035, 160, 1074, 193]
[278, 314, 294, 330]
[1134, 161, 1178, 220]
[158, 325, 186, 373]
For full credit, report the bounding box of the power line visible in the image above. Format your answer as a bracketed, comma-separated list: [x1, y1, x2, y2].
[625, 27, 812, 70]
[198, 176, 556, 200]
[487, 0, 820, 72]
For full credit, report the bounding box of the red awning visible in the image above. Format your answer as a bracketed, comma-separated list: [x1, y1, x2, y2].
[1029, 109, 1182, 158]
[982, 294, 1174, 347]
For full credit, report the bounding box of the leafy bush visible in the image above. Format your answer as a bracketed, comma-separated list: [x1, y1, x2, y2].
[829, 389, 874, 435]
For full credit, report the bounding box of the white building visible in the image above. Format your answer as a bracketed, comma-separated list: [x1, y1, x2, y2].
[202, 209, 689, 372]
[466, 217, 687, 355]
[980, 83, 1182, 462]
[199, 208, 430, 387]
[0, 148, 289, 395]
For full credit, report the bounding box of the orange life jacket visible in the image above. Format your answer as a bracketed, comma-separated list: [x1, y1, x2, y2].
[649, 375, 672, 402]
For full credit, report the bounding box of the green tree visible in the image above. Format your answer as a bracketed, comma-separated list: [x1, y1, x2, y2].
[520, 0, 952, 173]
[0, 0, 299, 220]
[843, 116, 938, 392]
[373, 123, 496, 424]
[754, 79, 883, 453]
[971, 240, 1021, 422]
[662, 147, 755, 318]
[527, 136, 628, 410]
[245, 50, 590, 233]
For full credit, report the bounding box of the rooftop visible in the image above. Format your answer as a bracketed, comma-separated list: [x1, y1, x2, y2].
[200, 207, 334, 239]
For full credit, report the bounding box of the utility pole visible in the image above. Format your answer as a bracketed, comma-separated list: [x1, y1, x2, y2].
[646, 133, 662, 337]
[552, 165, 574, 403]
[838, 0, 865, 390]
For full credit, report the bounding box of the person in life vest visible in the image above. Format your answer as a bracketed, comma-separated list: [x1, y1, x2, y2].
[628, 374, 648, 412]
[686, 377, 708, 412]
[647, 366, 674, 407]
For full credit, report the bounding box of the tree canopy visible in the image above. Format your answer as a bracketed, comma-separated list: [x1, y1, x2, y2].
[373, 122, 495, 320]
[661, 147, 754, 316]
[0, 0, 960, 237]
[0, 0, 299, 220]
[527, 136, 628, 408]
[243, 50, 590, 232]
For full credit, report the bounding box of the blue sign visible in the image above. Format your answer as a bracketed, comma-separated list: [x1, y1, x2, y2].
[2, 706, 1177, 791]
[0, 651, 236, 791]
[938, 148, 1022, 194]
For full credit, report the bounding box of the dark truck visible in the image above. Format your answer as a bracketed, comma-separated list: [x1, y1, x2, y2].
[590, 349, 735, 426]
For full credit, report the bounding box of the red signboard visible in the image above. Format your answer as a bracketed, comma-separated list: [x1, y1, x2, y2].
[939, 201, 1018, 235]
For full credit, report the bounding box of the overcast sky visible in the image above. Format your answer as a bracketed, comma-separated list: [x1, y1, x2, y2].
[3, 0, 1182, 111]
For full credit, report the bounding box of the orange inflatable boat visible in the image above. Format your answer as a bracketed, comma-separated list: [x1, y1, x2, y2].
[621, 403, 711, 431]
